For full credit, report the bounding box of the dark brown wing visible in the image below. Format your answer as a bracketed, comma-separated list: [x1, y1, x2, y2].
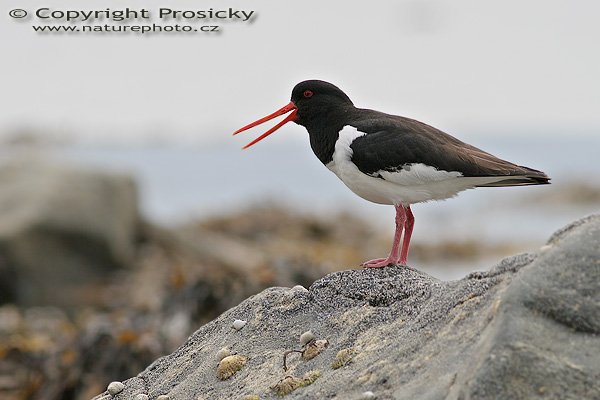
[349, 109, 550, 186]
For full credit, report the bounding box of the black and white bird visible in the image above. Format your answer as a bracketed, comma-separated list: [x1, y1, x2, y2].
[233, 80, 550, 268]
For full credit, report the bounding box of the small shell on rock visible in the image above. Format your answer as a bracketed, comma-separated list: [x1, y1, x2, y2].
[232, 319, 247, 330]
[107, 381, 125, 395]
[216, 347, 232, 361]
[217, 354, 247, 380]
[134, 395, 149, 400]
[291, 285, 308, 292]
[303, 339, 329, 360]
[360, 391, 376, 399]
[299, 330, 315, 346]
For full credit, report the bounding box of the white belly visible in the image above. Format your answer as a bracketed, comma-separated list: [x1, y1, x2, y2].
[326, 126, 505, 205]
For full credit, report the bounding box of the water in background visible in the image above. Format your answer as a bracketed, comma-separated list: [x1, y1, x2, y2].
[13, 133, 600, 280]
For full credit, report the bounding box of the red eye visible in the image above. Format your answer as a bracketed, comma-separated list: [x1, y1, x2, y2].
[303, 90, 313, 98]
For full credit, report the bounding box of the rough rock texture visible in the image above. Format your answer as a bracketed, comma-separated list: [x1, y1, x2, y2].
[94, 215, 600, 400]
[0, 160, 140, 306]
[0, 204, 369, 400]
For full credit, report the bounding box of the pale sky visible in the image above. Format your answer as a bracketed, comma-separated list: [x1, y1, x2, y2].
[2, 0, 599, 144]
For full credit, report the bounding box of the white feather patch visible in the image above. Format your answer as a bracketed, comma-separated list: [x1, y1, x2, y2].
[374, 163, 463, 186]
[325, 125, 503, 205]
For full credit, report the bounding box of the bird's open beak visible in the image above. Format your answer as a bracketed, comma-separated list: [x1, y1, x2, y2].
[233, 102, 298, 149]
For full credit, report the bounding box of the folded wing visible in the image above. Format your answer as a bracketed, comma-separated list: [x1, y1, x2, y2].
[349, 110, 550, 187]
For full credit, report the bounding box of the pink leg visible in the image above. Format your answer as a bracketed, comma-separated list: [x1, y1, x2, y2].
[362, 205, 406, 268]
[399, 205, 414, 265]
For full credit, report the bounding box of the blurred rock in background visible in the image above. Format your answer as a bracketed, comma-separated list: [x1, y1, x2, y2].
[0, 160, 140, 307]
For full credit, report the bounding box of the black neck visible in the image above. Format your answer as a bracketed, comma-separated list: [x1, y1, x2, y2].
[300, 105, 355, 165]
[308, 126, 340, 165]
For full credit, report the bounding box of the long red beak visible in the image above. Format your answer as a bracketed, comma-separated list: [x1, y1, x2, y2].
[233, 102, 298, 149]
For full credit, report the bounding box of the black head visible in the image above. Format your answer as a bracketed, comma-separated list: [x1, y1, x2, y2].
[233, 80, 354, 149]
[291, 80, 353, 109]
[290, 80, 354, 129]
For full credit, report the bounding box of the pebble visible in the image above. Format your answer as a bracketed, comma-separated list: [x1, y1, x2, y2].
[216, 347, 232, 361]
[232, 319, 247, 330]
[134, 395, 149, 400]
[300, 330, 315, 346]
[107, 381, 125, 395]
[361, 391, 376, 399]
[157, 395, 170, 400]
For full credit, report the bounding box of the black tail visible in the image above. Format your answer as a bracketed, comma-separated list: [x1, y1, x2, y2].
[476, 170, 550, 187]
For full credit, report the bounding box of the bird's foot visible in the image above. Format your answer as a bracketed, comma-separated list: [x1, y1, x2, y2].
[362, 257, 399, 269]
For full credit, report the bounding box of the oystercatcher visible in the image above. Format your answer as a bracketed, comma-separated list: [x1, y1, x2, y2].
[233, 80, 550, 268]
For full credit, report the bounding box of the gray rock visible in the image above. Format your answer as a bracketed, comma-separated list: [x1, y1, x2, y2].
[94, 215, 600, 400]
[0, 159, 140, 306]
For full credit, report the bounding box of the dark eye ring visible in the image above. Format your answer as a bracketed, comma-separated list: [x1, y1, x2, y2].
[303, 90, 313, 98]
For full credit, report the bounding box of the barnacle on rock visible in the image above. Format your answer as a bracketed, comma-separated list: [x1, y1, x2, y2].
[302, 339, 329, 360]
[283, 332, 329, 370]
[303, 370, 321, 384]
[272, 375, 304, 396]
[271, 370, 321, 396]
[217, 354, 247, 380]
[331, 347, 355, 369]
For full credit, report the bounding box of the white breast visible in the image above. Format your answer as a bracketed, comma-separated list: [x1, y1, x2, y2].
[325, 125, 503, 205]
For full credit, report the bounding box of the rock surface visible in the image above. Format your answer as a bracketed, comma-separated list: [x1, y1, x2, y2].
[0, 159, 140, 306]
[94, 215, 600, 400]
